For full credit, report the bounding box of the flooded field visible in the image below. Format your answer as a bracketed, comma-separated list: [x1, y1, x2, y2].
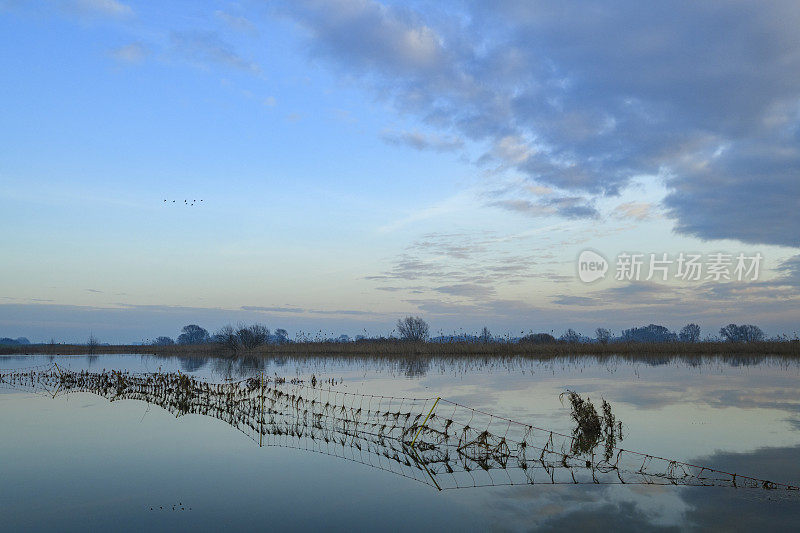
[2, 354, 800, 531]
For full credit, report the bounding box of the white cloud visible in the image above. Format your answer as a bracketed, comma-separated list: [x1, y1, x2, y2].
[68, 0, 133, 17]
[109, 42, 148, 64]
[215, 10, 258, 35]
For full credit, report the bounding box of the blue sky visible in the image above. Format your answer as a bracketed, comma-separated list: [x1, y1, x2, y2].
[1, 0, 799, 342]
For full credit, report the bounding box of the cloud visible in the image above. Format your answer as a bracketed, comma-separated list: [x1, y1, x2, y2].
[171, 31, 261, 73]
[612, 202, 656, 221]
[241, 305, 305, 313]
[109, 42, 149, 64]
[490, 197, 599, 220]
[308, 309, 372, 316]
[380, 129, 463, 152]
[592, 282, 684, 306]
[776, 254, 800, 285]
[369, 231, 542, 287]
[551, 295, 600, 306]
[280, 0, 800, 246]
[682, 446, 800, 529]
[433, 283, 495, 299]
[239, 305, 373, 316]
[215, 10, 258, 35]
[64, 0, 132, 18]
[0, 303, 390, 343]
[284, 0, 447, 75]
[664, 135, 800, 247]
[489, 135, 536, 164]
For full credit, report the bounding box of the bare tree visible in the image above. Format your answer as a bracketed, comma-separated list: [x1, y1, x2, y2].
[152, 336, 174, 346]
[519, 332, 556, 344]
[396, 316, 430, 342]
[236, 323, 270, 350]
[87, 334, 99, 355]
[214, 325, 239, 353]
[480, 326, 493, 343]
[679, 323, 701, 343]
[274, 328, 289, 344]
[595, 328, 612, 345]
[560, 329, 582, 343]
[720, 323, 764, 342]
[177, 324, 210, 345]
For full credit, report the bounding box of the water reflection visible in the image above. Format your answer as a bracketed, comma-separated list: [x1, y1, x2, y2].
[178, 357, 207, 373]
[3, 364, 797, 496]
[3, 354, 800, 531]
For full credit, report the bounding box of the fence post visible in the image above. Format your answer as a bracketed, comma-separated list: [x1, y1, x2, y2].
[411, 397, 440, 449]
[259, 371, 265, 447]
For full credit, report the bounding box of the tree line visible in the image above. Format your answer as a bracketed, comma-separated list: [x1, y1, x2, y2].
[141, 318, 789, 350]
[152, 324, 290, 350]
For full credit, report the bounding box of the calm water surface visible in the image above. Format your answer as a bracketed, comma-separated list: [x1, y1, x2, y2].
[2, 354, 799, 532]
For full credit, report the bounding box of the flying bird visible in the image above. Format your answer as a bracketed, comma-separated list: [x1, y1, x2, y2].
[163, 198, 203, 206]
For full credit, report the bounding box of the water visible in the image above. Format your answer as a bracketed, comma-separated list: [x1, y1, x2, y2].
[2, 354, 799, 531]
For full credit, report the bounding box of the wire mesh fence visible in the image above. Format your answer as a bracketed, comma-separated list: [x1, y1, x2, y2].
[2, 364, 798, 495]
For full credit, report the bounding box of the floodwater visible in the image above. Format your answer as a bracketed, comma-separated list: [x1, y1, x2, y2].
[1, 353, 799, 532]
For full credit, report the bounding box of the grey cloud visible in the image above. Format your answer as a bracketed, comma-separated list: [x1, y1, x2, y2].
[776, 254, 800, 285]
[281, 0, 800, 246]
[489, 197, 599, 220]
[682, 446, 800, 530]
[171, 31, 260, 73]
[696, 254, 800, 301]
[308, 309, 372, 316]
[368, 231, 575, 302]
[552, 295, 600, 306]
[284, 0, 448, 75]
[592, 282, 683, 306]
[374, 286, 426, 292]
[240, 305, 374, 316]
[0, 303, 390, 343]
[403, 298, 485, 317]
[241, 305, 305, 313]
[664, 136, 800, 247]
[534, 501, 677, 533]
[380, 130, 463, 152]
[370, 232, 541, 288]
[433, 283, 495, 299]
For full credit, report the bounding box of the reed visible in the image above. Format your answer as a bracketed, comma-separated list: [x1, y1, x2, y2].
[2, 339, 799, 359]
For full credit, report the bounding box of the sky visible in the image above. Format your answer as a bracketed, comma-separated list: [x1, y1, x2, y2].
[1, 0, 799, 343]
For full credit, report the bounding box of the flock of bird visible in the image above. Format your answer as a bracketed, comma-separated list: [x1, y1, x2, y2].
[164, 199, 203, 206]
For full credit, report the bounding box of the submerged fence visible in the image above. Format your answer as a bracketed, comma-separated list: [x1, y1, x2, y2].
[2, 363, 798, 494]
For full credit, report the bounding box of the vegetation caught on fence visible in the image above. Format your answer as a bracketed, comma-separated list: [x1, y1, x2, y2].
[2, 364, 797, 494]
